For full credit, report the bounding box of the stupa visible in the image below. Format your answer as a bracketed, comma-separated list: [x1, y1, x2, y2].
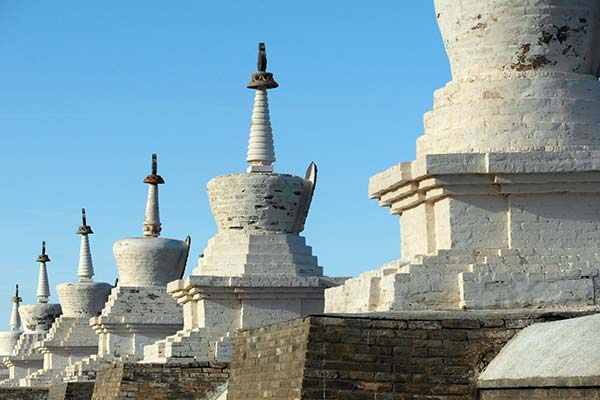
[23, 209, 112, 386]
[0, 286, 22, 381]
[143, 43, 332, 364]
[2, 242, 62, 385]
[63, 155, 188, 382]
[326, 0, 600, 312]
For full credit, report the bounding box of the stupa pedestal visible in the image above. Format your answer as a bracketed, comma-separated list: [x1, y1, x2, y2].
[326, 0, 600, 312]
[63, 156, 187, 382]
[143, 45, 332, 364]
[23, 210, 113, 386]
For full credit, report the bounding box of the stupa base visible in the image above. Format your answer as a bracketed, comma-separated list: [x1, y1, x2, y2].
[143, 275, 330, 364]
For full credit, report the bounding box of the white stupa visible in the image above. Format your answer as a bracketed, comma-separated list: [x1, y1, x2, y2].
[63, 155, 188, 382]
[143, 44, 334, 365]
[0, 285, 22, 382]
[2, 242, 61, 386]
[24, 209, 113, 386]
[326, 0, 600, 312]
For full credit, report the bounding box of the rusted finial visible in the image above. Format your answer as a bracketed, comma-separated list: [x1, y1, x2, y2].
[143, 154, 165, 185]
[11, 284, 21, 304]
[247, 43, 278, 90]
[77, 208, 94, 235]
[36, 241, 50, 263]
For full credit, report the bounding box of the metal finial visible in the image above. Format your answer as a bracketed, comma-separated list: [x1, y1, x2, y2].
[11, 284, 21, 304]
[143, 153, 165, 185]
[247, 43, 279, 90]
[77, 208, 94, 235]
[152, 154, 157, 175]
[36, 241, 50, 263]
[258, 43, 267, 72]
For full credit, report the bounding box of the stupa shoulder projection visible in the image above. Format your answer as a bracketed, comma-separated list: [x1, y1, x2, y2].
[2, 243, 61, 386]
[0, 286, 22, 382]
[143, 43, 334, 364]
[62, 155, 188, 382]
[23, 209, 112, 387]
[326, 0, 600, 312]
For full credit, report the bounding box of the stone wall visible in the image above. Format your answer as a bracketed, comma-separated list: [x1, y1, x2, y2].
[228, 310, 594, 400]
[91, 362, 229, 400]
[229, 317, 310, 399]
[0, 387, 49, 400]
[48, 382, 95, 400]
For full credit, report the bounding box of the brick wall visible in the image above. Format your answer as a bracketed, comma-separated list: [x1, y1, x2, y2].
[91, 361, 229, 400]
[0, 387, 49, 400]
[228, 310, 593, 400]
[48, 382, 95, 400]
[229, 317, 310, 398]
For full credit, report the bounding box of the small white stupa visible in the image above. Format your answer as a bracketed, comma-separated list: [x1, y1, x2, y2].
[23, 209, 113, 386]
[0, 285, 22, 382]
[2, 242, 61, 386]
[143, 44, 334, 365]
[63, 155, 188, 382]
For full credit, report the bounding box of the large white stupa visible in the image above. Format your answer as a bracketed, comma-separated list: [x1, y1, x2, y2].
[327, 0, 600, 312]
[144, 43, 334, 364]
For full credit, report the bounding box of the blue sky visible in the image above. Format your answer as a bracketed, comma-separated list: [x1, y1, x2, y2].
[0, 1, 450, 326]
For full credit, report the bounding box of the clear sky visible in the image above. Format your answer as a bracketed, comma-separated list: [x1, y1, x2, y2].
[0, 1, 450, 327]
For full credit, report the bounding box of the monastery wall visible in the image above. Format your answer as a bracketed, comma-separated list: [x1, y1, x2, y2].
[91, 362, 228, 400]
[227, 310, 593, 400]
[0, 387, 49, 399]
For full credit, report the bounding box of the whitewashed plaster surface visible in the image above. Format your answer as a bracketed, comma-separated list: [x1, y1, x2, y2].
[326, 0, 600, 313]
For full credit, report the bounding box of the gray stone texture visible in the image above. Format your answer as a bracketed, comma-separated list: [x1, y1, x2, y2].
[479, 313, 600, 388]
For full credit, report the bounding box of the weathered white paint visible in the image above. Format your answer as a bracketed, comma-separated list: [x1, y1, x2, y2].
[479, 314, 600, 388]
[326, 0, 600, 313]
[246, 89, 275, 173]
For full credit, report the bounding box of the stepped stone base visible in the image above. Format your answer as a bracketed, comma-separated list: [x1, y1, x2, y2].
[91, 286, 183, 360]
[144, 275, 328, 364]
[194, 232, 322, 277]
[91, 362, 228, 400]
[227, 310, 596, 400]
[2, 332, 47, 385]
[61, 286, 182, 383]
[24, 316, 102, 387]
[61, 354, 137, 383]
[326, 248, 600, 312]
[329, 150, 600, 312]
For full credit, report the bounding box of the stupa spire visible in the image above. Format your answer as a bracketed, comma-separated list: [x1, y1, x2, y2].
[77, 208, 95, 282]
[246, 43, 278, 173]
[36, 241, 51, 303]
[143, 154, 164, 237]
[9, 284, 21, 332]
